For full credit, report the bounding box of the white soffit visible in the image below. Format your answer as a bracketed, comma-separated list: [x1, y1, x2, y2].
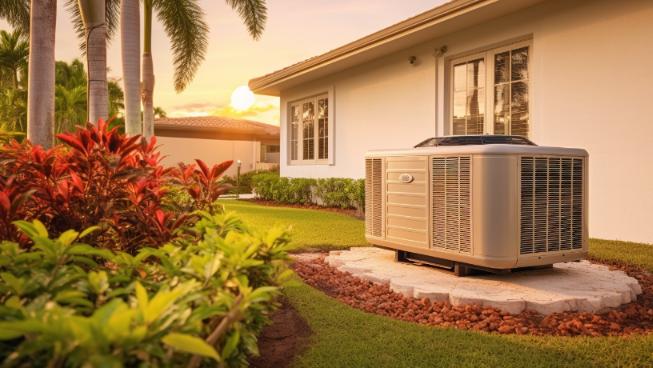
[249, 0, 548, 96]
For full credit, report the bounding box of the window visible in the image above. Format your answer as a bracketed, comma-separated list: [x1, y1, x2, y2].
[290, 94, 329, 164]
[450, 40, 531, 137]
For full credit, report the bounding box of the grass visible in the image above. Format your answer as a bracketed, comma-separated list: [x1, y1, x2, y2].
[589, 238, 653, 272]
[218, 200, 370, 251]
[222, 200, 653, 367]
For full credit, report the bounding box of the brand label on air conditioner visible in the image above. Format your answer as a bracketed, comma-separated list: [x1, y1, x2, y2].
[399, 174, 414, 183]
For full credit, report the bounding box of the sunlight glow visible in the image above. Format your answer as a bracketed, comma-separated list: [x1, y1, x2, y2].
[230, 86, 255, 111]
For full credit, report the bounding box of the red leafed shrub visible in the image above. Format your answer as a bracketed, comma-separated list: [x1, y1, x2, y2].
[0, 118, 233, 252]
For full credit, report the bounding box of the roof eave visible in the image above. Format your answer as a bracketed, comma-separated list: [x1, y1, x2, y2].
[249, 0, 547, 96]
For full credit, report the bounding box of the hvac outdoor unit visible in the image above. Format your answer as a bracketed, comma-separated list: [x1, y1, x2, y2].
[365, 135, 588, 276]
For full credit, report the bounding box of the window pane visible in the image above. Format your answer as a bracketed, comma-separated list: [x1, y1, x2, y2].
[467, 58, 485, 90]
[303, 101, 314, 160]
[467, 88, 484, 134]
[291, 105, 299, 160]
[453, 91, 466, 120]
[494, 51, 510, 84]
[494, 84, 510, 134]
[454, 63, 467, 92]
[511, 47, 529, 81]
[510, 81, 529, 136]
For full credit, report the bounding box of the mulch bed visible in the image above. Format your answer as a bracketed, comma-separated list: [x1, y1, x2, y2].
[249, 299, 312, 368]
[293, 254, 653, 337]
[237, 198, 364, 220]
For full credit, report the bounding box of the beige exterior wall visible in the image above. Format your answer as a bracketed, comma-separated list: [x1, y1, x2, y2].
[278, 0, 653, 243]
[156, 136, 261, 176]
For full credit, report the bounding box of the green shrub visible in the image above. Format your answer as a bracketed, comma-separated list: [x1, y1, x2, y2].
[251, 173, 316, 205]
[0, 214, 293, 367]
[252, 173, 365, 210]
[222, 166, 280, 195]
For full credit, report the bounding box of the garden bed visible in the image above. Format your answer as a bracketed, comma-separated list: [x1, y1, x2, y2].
[238, 198, 364, 220]
[249, 299, 312, 368]
[292, 254, 653, 337]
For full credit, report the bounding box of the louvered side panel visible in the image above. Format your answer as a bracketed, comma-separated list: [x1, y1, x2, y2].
[365, 159, 373, 235]
[520, 156, 585, 254]
[432, 156, 472, 253]
[372, 159, 383, 237]
[365, 158, 383, 237]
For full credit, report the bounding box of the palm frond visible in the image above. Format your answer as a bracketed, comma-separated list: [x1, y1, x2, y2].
[224, 0, 267, 41]
[0, 0, 30, 34]
[154, 0, 209, 93]
[64, 0, 122, 54]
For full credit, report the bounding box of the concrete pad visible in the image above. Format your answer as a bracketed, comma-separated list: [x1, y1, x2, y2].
[320, 247, 643, 315]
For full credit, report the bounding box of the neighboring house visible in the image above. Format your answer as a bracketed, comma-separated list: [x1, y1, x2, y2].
[154, 116, 280, 176]
[249, 0, 653, 243]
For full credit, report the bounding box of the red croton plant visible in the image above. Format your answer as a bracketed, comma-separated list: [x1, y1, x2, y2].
[0, 118, 233, 252]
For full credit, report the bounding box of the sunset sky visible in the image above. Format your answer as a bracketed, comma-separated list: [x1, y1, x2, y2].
[1, 0, 446, 126]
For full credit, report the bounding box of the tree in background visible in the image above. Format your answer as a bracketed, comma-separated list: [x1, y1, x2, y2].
[0, 29, 28, 138]
[0, 30, 29, 90]
[137, 0, 267, 140]
[0, 0, 121, 148]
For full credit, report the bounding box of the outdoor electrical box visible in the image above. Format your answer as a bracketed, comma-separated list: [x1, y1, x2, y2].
[364, 135, 589, 276]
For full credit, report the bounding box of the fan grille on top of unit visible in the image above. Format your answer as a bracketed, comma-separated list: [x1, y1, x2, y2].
[365, 158, 383, 237]
[520, 157, 584, 254]
[432, 156, 472, 253]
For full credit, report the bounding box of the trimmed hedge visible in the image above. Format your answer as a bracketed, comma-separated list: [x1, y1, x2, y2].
[252, 172, 365, 210]
[222, 166, 280, 194]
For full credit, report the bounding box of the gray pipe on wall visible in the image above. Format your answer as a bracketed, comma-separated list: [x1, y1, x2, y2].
[433, 46, 448, 137]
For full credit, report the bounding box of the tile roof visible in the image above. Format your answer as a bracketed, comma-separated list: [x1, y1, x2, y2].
[154, 116, 280, 136]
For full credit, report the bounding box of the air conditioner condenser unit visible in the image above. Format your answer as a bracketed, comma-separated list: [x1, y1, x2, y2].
[365, 135, 588, 276]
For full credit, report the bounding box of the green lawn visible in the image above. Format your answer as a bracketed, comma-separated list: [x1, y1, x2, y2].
[218, 200, 370, 251]
[222, 200, 653, 367]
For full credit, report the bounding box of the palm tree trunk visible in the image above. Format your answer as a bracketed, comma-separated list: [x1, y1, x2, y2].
[141, 0, 154, 140]
[27, 0, 56, 149]
[78, 0, 108, 125]
[121, 0, 141, 136]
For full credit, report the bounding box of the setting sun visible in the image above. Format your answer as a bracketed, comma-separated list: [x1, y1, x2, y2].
[230, 86, 255, 111]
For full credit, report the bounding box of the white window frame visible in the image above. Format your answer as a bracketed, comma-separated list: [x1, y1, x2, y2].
[448, 39, 532, 138]
[289, 93, 331, 165]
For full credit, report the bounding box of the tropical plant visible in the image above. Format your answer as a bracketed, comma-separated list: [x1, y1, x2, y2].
[0, 213, 294, 367]
[0, 29, 29, 90]
[0, 117, 233, 252]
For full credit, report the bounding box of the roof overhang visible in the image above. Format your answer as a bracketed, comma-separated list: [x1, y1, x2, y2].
[154, 123, 280, 145]
[249, 0, 548, 96]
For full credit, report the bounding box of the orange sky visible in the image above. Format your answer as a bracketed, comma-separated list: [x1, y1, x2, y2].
[1, 0, 446, 126]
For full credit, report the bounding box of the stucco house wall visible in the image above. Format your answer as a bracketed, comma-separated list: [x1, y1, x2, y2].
[156, 137, 260, 176]
[276, 0, 653, 243]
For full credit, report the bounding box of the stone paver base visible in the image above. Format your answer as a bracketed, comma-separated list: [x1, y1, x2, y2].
[322, 247, 642, 315]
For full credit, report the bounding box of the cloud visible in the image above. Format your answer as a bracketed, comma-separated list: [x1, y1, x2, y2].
[168, 99, 280, 125]
[207, 101, 277, 119]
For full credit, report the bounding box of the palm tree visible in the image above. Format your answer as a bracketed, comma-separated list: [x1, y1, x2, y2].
[26, 0, 57, 149]
[55, 59, 85, 86]
[76, 0, 108, 125]
[121, 0, 141, 136]
[0, 88, 27, 134]
[108, 79, 125, 118]
[0, 30, 29, 89]
[139, 0, 267, 139]
[54, 84, 87, 133]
